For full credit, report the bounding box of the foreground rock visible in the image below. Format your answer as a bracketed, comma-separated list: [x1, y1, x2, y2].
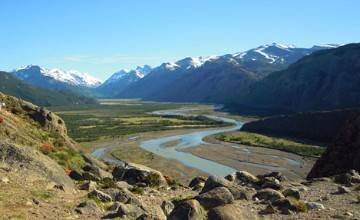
[168, 199, 205, 220]
[195, 186, 234, 209]
[208, 204, 258, 220]
[112, 162, 167, 187]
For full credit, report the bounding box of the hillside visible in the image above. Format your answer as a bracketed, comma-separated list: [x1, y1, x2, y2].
[235, 43, 360, 114]
[0, 71, 97, 106]
[241, 109, 359, 144]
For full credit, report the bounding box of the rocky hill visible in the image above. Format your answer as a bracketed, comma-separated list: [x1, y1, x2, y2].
[308, 112, 360, 178]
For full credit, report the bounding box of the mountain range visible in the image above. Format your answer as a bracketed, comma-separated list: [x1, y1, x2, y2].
[0, 71, 97, 106]
[115, 43, 339, 104]
[9, 42, 358, 114]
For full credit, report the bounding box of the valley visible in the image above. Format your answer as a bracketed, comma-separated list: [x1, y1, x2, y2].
[53, 99, 318, 184]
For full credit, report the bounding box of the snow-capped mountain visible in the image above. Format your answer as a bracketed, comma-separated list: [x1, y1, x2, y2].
[13, 65, 101, 88]
[96, 65, 152, 97]
[116, 43, 340, 102]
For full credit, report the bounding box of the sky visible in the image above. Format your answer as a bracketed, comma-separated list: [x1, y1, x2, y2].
[0, 0, 359, 81]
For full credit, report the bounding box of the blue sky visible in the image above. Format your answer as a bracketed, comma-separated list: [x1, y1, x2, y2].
[1, 0, 359, 81]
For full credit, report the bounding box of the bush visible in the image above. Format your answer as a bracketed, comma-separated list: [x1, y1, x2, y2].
[40, 143, 55, 155]
[0, 117, 4, 124]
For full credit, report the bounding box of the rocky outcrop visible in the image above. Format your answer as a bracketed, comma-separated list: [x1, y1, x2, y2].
[308, 113, 360, 178]
[0, 143, 74, 188]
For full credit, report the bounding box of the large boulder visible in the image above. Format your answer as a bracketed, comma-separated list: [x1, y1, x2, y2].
[75, 200, 101, 215]
[208, 204, 258, 220]
[200, 176, 248, 200]
[112, 163, 167, 187]
[308, 113, 360, 178]
[88, 189, 112, 202]
[234, 171, 259, 185]
[0, 143, 74, 188]
[253, 189, 285, 203]
[168, 199, 205, 220]
[195, 187, 234, 209]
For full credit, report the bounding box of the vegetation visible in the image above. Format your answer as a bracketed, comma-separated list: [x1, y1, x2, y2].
[52, 100, 230, 142]
[217, 131, 325, 157]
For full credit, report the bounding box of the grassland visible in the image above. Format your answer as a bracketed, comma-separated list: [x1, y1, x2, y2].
[216, 131, 325, 157]
[51, 100, 230, 142]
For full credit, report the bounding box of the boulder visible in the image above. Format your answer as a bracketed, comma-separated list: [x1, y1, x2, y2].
[306, 202, 325, 210]
[261, 177, 282, 190]
[69, 170, 84, 181]
[75, 200, 100, 215]
[88, 189, 112, 202]
[253, 189, 285, 203]
[116, 203, 144, 219]
[188, 176, 206, 190]
[259, 171, 285, 182]
[234, 171, 259, 185]
[200, 176, 232, 194]
[114, 188, 143, 207]
[195, 186, 234, 209]
[272, 198, 307, 214]
[82, 171, 100, 181]
[168, 199, 205, 220]
[79, 181, 97, 191]
[208, 204, 258, 220]
[112, 163, 167, 187]
[282, 188, 301, 200]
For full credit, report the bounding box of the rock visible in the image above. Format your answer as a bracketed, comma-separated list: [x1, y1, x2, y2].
[224, 174, 235, 182]
[226, 184, 249, 200]
[108, 201, 122, 211]
[235, 171, 259, 185]
[307, 113, 360, 179]
[272, 198, 307, 213]
[112, 163, 167, 187]
[208, 204, 258, 220]
[1, 177, 9, 184]
[200, 176, 232, 194]
[334, 170, 360, 185]
[297, 186, 308, 192]
[79, 181, 97, 191]
[282, 188, 301, 200]
[161, 200, 174, 216]
[116, 203, 144, 219]
[260, 204, 277, 215]
[88, 189, 112, 202]
[82, 171, 100, 181]
[75, 200, 100, 215]
[261, 177, 282, 190]
[168, 199, 205, 220]
[69, 170, 84, 181]
[306, 202, 325, 210]
[82, 163, 112, 180]
[259, 171, 285, 182]
[188, 176, 206, 189]
[114, 188, 143, 207]
[116, 181, 133, 190]
[195, 186, 234, 209]
[136, 213, 163, 220]
[337, 186, 351, 194]
[253, 189, 285, 203]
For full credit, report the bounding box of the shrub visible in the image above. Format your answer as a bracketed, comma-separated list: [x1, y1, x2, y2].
[0, 117, 4, 124]
[40, 143, 55, 155]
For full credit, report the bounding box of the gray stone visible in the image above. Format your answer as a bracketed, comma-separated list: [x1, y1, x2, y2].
[261, 177, 282, 190]
[188, 176, 206, 189]
[195, 186, 234, 209]
[282, 188, 301, 200]
[75, 200, 100, 215]
[88, 189, 112, 202]
[79, 181, 97, 191]
[253, 189, 285, 203]
[116, 203, 144, 218]
[208, 204, 258, 220]
[235, 171, 259, 185]
[306, 202, 325, 210]
[168, 199, 205, 220]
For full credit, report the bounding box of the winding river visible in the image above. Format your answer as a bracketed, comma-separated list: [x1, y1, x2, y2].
[92, 107, 305, 178]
